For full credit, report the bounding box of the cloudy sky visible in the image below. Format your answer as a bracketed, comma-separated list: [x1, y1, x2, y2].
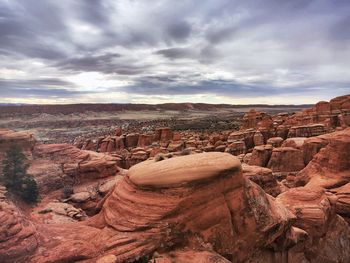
[0, 0, 349, 104]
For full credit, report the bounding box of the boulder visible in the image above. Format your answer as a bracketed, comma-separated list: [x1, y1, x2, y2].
[276, 187, 332, 238]
[267, 137, 284, 148]
[267, 147, 305, 173]
[242, 164, 281, 196]
[330, 182, 350, 221]
[167, 141, 185, 152]
[302, 136, 329, 165]
[248, 144, 273, 167]
[225, 141, 246, 156]
[0, 129, 36, 154]
[281, 137, 306, 149]
[35, 201, 86, 223]
[253, 131, 264, 146]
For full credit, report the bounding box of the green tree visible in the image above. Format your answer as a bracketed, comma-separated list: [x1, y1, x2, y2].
[1, 144, 38, 204]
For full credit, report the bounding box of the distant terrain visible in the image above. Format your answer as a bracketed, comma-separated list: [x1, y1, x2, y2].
[0, 103, 311, 144]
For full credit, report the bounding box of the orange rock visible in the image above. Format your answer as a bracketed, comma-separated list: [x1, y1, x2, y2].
[30, 144, 120, 192]
[248, 144, 273, 167]
[225, 141, 246, 156]
[155, 127, 173, 141]
[0, 129, 36, 153]
[296, 128, 350, 188]
[242, 164, 281, 196]
[267, 147, 305, 173]
[0, 200, 38, 262]
[253, 131, 264, 146]
[137, 134, 153, 147]
[22, 152, 295, 262]
[125, 133, 139, 148]
[267, 137, 284, 147]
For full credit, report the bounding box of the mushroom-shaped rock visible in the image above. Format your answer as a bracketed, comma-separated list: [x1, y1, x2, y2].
[128, 152, 241, 187]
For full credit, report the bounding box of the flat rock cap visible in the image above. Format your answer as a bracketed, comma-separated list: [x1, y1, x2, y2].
[128, 152, 241, 187]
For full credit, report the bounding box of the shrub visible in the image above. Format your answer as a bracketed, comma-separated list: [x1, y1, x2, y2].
[1, 144, 39, 204]
[180, 149, 191, 156]
[154, 153, 165, 162]
[62, 184, 74, 199]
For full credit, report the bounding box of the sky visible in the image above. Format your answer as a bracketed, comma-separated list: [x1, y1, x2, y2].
[0, 0, 349, 105]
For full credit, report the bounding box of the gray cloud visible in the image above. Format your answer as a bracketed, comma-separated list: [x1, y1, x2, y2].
[0, 0, 349, 103]
[120, 78, 350, 99]
[155, 47, 196, 59]
[166, 21, 192, 42]
[56, 53, 122, 73]
[0, 78, 85, 98]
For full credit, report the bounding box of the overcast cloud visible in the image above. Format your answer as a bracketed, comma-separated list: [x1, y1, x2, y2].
[0, 0, 349, 104]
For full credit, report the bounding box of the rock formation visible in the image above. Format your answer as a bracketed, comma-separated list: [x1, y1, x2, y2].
[1, 95, 350, 262]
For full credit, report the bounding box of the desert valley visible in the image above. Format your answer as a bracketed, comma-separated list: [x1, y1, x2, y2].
[1, 94, 350, 262]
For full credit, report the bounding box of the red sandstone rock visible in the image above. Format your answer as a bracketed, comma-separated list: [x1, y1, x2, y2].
[267, 147, 305, 173]
[241, 109, 272, 130]
[137, 134, 153, 148]
[281, 137, 306, 149]
[267, 137, 284, 147]
[0, 199, 38, 262]
[115, 127, 123, 136]
[296, 128, 350, 188]
[275, 186, 350, 262]
[287, 124, 327, 137]
[277, 187, 332, 238]
[225, 141, 246, 155]
[302, 136, 329, 165]
[330, 183, 350, 222]
[248, 144, 273, 167]
[155, 250, 231, 263]
[253, 131, 264, 146]
[167, 141, 185, 152]
[8, 152, 297, 263]
[125, 133, 139, 148]
[242, 164, 281, 196]
[155, 127, 173, 141]
[30, 144, 120, 193]
[0, 129, 36, 154]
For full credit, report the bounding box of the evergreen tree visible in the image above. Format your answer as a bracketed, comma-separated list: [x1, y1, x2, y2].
[1, 144, 38, 204]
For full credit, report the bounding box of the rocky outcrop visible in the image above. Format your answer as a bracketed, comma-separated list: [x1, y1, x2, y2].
[1, 145, 350, 262]
[296, 128, 350, 188]
[267, 147, 305, 173]
[276, 186, 350, 262]
[241, 110, 272, 130]
[29, 144, 120, 194]
[242, 164, 281, 196]
[0, 198, 38, 263]
[248, 145, 273, 167]
[0, 129, 36, 153]
[3, 152, 299, 263]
